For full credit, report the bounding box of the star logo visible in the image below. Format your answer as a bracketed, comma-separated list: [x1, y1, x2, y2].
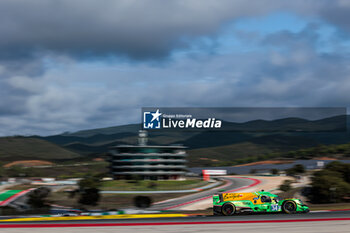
[151, 109, 162, 122]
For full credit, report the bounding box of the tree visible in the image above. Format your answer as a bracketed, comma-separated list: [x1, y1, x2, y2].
[271, 168, 279, 175]
[294, 164, 305, 173]
[279, 180, 292, 192]
[134, 196, 152, 208]
[78, 175, 101, 206]
[250, 169, 257, 174]
[309, 170, 350, 203]
[78, 175, 101, 190]
[308, 164, 350, 203]
[324, 161, 350, 183]
[27, 187, 51, 208]
[286, 164, 305, 176]
[78, 188, 100, 206]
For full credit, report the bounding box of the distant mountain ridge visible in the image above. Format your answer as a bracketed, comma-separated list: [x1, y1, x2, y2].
[65, 124, 140, 137]
[43, 115, 350, 149]
[1, 115, 349, 166]
[58, 115, 347, 137]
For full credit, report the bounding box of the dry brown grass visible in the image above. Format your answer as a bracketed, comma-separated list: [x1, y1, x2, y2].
[233, 160, 294, 167]
[4, 160, 54, 168]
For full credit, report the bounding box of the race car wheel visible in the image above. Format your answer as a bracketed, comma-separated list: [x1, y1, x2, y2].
[222, 203, 236, 216]
[282, 201, 296, 214]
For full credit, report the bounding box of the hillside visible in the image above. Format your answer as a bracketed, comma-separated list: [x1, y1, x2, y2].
[188, 142, 274, 166]
[0, 137, 81, 162]
[1, 115, 348, 166]
[65, 124, 141, 137]
[45, 116, 350, 166]
[221, 115, 346, 132]
[187, 134, 321, 166]
[58, 115, 347, 137]
[188, 140, 350, 167]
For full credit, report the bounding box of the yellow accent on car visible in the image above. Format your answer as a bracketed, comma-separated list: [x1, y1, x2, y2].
[222, 192, 263, 204]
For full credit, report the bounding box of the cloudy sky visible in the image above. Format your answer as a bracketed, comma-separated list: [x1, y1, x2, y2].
[1, 0, 350, 136]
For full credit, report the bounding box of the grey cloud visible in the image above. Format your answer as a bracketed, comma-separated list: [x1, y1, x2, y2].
[0, 58, 46, 117]
[0, 0, 286, 122]
[0, 0, 289, 60]
[0, 0, 348, 62]
[261, 24, 320, 49]
[317, 0, 350, 33]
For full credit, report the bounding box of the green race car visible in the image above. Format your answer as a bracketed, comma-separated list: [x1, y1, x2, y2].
[213, 191, 309, 215]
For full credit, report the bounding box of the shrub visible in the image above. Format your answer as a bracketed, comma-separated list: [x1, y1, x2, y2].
[78, 188, 100, 206]
[271, 168, 279, 175]
[27, 187, 51, 208]
[78, 175, 101, 206]
[279, 180, 292, 192]
[286, 164, 305, 176]
[308, 162, 350, 203]
[250, 169, 257, 174]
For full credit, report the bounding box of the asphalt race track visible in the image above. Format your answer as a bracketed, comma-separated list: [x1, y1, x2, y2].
[151, 176, 259, 210]
[0, 211, 350, 233]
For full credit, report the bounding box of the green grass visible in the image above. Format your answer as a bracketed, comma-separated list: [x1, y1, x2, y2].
[101, 179, 209, 191]
[0, 190, 22, 201]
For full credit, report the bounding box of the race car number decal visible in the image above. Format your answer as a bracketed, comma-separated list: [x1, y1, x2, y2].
[271, 204, 281, 211]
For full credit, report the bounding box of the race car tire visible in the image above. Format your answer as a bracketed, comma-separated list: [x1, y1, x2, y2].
[222, 203, 236, 216]
[282, 201, 297, 214]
